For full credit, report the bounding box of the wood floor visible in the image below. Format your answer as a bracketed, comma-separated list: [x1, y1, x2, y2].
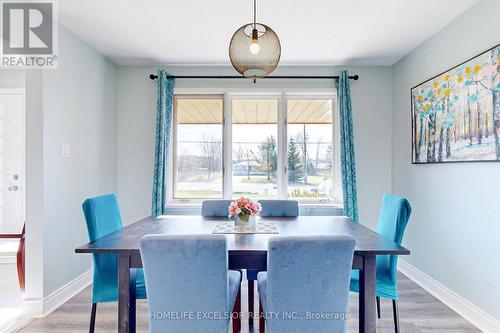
[15, 273, 479, 333]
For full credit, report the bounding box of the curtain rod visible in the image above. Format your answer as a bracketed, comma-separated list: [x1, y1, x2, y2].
[149, 74, 359, 81]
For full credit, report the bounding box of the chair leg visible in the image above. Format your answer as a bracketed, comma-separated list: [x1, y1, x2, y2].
[89, 303, 97, 333]
[232, 285, 241, 333]
[259, 299, 265, 333]
[392, 299, 400, 333]
[376, 296, 381, 319]
[248, 280, 254, 327]
[16, 226, 25, 292]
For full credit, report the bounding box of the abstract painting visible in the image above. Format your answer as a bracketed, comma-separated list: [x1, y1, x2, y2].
[411, 44, 500, 163]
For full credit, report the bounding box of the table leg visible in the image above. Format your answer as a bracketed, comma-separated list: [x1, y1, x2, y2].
[248, 280, 254, 327]
[359, 255, 376, 333]
[118, 253, 134, 333]
[130, 268, 137, 333]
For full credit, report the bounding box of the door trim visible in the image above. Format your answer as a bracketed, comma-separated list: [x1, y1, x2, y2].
[0, 88, 26, 235]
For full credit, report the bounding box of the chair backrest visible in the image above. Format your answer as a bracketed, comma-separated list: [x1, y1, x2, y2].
[375, 193, 412, 284]
[83, 194, 123, 241]
[140, 234, 231, 333]
[201, 200, 232, 217]
[82, 194, 123, 302]
[265, 236, 355, 332]
[258, 200, 299, 217]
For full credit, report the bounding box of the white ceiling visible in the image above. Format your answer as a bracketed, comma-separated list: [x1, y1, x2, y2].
[58, 0, 478, 66]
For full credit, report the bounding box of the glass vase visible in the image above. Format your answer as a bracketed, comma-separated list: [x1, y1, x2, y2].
[234, 214, 256, 227]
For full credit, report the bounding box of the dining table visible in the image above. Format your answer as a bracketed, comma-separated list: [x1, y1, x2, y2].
[75, 215, 410, 333]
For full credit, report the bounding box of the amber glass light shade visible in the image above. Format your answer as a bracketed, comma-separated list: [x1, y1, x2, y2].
[229, 23, 281, 78]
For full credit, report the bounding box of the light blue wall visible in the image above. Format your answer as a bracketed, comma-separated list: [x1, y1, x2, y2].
[116, 66, 393, 228]
[392, 0, 500, 320]
[41, 27, 117, 297]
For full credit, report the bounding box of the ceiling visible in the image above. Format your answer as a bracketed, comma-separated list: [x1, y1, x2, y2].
[176, 98, 332, 124]
[58, 0, 478, 66]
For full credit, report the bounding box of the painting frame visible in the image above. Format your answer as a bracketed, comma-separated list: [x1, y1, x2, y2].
[410, 43, 500, 164]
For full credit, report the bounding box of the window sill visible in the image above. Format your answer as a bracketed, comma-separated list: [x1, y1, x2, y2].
[165, 203, 344, 216]
[298, 204, 343, 216]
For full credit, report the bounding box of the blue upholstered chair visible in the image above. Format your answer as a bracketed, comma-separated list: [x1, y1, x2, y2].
[259, 199, 299, 217]
[140, 235, 242, 333]
[242, 200, 299, 326]
[82, 194, 147, 333]
[350, 194, 412, 333]
[201, 199, 243, 330]
[257, 236, 356, 333]
[201, 200, 232, 217]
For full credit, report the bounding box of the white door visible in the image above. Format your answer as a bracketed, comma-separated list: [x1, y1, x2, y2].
[0, 90, 25, 235]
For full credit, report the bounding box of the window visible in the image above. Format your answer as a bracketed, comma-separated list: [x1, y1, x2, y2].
[287, 99, 335, 201]
[232, 99, 278, 198]
[173, 95, 223, 199]
[170, 93, 340, 205]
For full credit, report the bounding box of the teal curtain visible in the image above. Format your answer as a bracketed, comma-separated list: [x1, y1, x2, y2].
[336, 71, 359, 221]
[152, 69, 175, 216]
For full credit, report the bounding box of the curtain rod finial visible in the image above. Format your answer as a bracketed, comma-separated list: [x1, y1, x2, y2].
[352, 75, 359, 80]
[149, 74, 158, 80]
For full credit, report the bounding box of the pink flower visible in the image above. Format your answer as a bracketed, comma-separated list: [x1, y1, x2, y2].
[228, 197, 262, 218]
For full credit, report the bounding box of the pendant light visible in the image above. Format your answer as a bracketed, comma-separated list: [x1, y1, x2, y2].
[229, 0, 281, 79]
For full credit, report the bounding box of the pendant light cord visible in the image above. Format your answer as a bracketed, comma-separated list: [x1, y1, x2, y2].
[253, 0, 256, 28]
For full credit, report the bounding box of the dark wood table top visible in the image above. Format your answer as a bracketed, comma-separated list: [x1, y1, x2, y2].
[75, 215, 410, 256]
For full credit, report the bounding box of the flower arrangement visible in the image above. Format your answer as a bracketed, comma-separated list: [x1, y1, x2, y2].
[228, 197, 262, 222]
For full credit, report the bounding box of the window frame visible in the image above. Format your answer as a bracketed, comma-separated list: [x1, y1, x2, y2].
[168, 89, 342, 207]
[228, 93, 282, 199]
[170, 94, 225, 203]
[284, 94, 342, 204]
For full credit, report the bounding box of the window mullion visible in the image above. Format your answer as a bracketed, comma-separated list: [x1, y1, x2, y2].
[277, 92, 287, 199]
[223, 93, 232, 199]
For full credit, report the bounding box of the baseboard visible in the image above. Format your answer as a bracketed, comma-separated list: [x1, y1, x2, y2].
[22, 269, 93, 319]
[398, 260, 500, 333]
[42, 269, 93, 317]
[0, 317, 32, 333]
[21, 298, 43, 318]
